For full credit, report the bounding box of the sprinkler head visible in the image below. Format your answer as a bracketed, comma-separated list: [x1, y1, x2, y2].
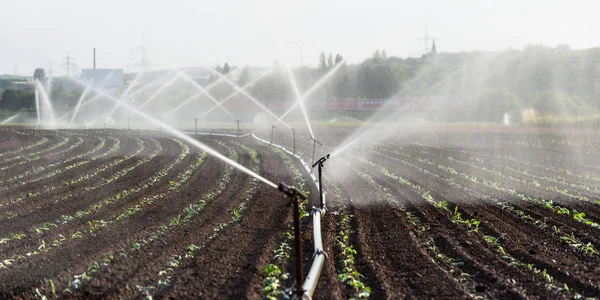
[310, 136, 323, 146]
[312, 154, 330, 168]
[278, 182, 308, 200]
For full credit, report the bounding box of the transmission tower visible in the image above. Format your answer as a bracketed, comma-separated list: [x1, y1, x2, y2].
[61, 51, 78, 77]
[130, 34, 150, 83]
[12, 65, 18, 76]
[415, 28, 439, 57]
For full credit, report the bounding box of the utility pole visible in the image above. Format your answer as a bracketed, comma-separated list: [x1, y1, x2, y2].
[61, 51, 78, 77]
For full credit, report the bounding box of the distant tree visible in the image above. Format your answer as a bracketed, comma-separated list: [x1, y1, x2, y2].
[327, 53, 334, 68]
[1, 89, 19, 111]
[223, 63, 231, 75]
[373, 50, 382, 63]
[237, 66, 250, 87]
[319, 52, 327, 71]
[0, 79, 14, 89]
[33, 68, 46, 82]
[335, 54, 344, 65]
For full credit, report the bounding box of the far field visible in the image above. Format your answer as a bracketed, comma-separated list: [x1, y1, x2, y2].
[0, 125, 599, 299]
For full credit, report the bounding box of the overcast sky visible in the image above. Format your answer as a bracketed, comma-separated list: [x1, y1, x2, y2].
[0, 0, 597, 76]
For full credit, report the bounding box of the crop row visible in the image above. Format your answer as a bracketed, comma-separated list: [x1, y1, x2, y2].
[260, 145, 310, 299]
[0, 129, 49, 158]
[363, 158, 583, 297]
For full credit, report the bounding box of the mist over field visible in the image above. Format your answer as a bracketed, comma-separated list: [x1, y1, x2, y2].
[1, 1, 600, 299]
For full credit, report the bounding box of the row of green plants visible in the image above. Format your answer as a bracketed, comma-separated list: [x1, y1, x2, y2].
[408, 140, 600, 188]
[0, 137, 125, 210]
[377, 145, 600, 255]
[0, 136, 84, 171]
[1, 135, 70, 164]
[0, 128, 49, 159]
[147, 140, 262, 296]
[2, 135, 108, 184]
[363, 158, 582, 297]
[0, 138, 168, 251]
[353, 165, 483, 296]
[8, 139, 213, 297]
[377, 145, 600, 232]
[260, 145, 310, 299]
[413, 150, 600, 258]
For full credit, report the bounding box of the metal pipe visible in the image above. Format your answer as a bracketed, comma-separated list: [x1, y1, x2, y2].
[249, 134, 327, 299]
[293, 194, 304, 298]
[312, 154, 329, 210]
[292, 128, 296, 154]
[311, 137, 322, 166]
[278, 182, 307, 297]
[271, 125, 276, 144]
[302, 208, 325, 299]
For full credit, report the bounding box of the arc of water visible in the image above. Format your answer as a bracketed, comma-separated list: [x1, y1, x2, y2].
[136, 73, 183, 113]
[67, 77, 278, 189]
[35, 90, 41, 126]
[196, 69, 272, 121]
[205, 67, 292, 129]
[70, 80, 94, 124]
[106, 70, 176, 122]
[35, 80, 56, 126]
[163, 72, 235, 118]
[286, 67, 315, 139]
[174, 69, 237, 121]
[276, 60, 346, 125]
[1, 113, 21, 124]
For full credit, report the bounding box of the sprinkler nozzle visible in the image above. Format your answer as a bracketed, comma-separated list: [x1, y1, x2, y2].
[278, 182, 308, 200]
[311, 137, 323, 146]
[312, 154, 330, 168]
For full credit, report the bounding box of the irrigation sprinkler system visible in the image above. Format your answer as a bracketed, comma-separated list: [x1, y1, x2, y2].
[22, 67, 337, 298]
[312, 154, 330, 210]
[278, 182, 308, 298]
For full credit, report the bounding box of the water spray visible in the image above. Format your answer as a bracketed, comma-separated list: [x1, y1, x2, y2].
[206, 66, 292, 129]
[277, 182, 308, 298]
[286, 66, 315, 139]
[174, 68, 237, 121]
[276, 60, 346, 127]
[195, 70, 272, 122]
[312, 154, 330, 210]
[66, 78, 279, 189]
